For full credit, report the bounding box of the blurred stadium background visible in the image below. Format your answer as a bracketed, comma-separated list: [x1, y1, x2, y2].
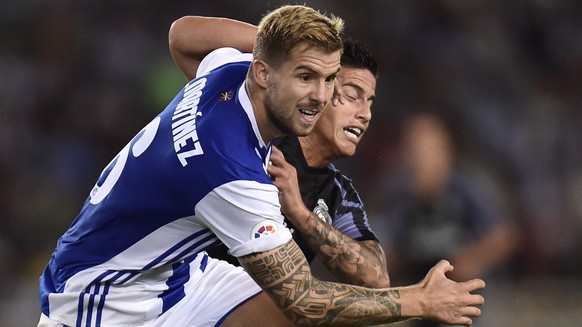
[1, 1, 581, 326]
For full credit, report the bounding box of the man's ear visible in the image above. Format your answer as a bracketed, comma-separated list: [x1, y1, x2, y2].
[251, 59, 269, 89]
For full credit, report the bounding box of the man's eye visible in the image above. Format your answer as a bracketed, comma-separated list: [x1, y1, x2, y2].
[342, 88, 358, 101]
[299, 75, 310, 81]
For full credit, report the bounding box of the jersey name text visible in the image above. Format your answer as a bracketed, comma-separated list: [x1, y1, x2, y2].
[172, 78, 207, 166]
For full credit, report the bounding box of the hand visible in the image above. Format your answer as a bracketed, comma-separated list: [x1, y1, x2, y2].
[418, 260, 486, 325]
[267, 146, 311, 227]
[332, 78, 345, 107]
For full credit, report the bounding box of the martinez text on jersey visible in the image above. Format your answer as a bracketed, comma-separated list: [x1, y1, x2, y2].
[172, 77, 207, 166]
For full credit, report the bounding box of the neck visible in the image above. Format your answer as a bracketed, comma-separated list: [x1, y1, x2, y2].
[246, 79, 275, 146]
[298, 137, 331, 168]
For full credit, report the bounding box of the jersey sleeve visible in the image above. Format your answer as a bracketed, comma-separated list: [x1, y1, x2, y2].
[196, 47, 253, 77]
[195, 179, 293, 258]
[189, 55, 291, 257]
[333, 175, 380, 243]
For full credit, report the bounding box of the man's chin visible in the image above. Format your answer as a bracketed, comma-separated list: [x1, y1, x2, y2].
[272, 117, 317, 137]
[295, 124, 316, 137]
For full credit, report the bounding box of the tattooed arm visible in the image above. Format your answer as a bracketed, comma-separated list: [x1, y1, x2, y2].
[239, 240, 400, 326]
[298, 207, 390, 288]
[302, 196, 389, 287]
[264, 146, 485, 325]
[269, 146, 390, 288]
[239, 239, 484, 326]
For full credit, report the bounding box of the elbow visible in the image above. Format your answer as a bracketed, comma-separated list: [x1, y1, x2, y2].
[363, 275, 391, 288]
[169, 16, 206, 50]
[168, 16, 190, 51]
[377, 271, 391, 288]
[376, 277, 391, 288]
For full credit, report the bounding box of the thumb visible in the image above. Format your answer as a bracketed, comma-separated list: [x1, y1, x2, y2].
[435, 259, 454, 275]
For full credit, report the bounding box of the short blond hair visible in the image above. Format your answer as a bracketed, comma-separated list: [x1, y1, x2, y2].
[254, 5, 344, 66]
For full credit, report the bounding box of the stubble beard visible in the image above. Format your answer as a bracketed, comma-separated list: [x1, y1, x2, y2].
[265, 96, 314, 138]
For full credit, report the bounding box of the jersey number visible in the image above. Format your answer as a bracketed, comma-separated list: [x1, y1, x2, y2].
[89, 117, 161, 204]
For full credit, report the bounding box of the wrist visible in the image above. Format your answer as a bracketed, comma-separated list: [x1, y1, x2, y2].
[288, 207, 312, 231]
[397, 285, 427, 320]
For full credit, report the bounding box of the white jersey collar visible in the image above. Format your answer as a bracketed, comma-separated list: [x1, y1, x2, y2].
[238, 82, 267, 149]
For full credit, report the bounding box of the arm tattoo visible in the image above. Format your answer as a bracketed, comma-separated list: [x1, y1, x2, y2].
[240, 241, 402, 325]
[303, 212, 389, 287]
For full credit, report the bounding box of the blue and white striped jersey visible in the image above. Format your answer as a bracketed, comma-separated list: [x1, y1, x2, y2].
[39, 48, 292, 326]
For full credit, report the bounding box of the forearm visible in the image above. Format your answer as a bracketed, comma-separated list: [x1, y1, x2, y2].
[168, 16, 257, 80]
[297, 211, 390, 288]
[240, 240, 418, 326]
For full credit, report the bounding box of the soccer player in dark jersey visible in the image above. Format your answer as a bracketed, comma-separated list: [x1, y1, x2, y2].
[169, 12, 485, 327]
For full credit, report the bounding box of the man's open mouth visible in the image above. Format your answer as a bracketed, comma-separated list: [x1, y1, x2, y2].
[344, 127, 362, 138]
[299, 108, 320, 121]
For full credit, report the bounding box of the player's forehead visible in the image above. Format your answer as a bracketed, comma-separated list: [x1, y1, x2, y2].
[285, 43, 342, 76]
[338, 66, 376, 97]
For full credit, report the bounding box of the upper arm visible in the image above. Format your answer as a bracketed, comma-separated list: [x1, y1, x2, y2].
[168, 16, 206, 80]
[169, 16, 257, 81]
[195, 180, 293, 257]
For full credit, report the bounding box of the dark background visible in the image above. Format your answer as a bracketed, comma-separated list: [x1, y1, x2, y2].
[1, 1, 581, 325]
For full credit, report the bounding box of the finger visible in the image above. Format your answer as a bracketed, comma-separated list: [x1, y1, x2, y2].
[271, 145, 283, 156]
[332, 80, 345, 106]
[266, 159, 297, 187]
[455, 317, 472, 326]
[266, 166, 277, 182]
[269, 147, 287, 167]
[433, 259, 453, 274]
[468, 294, 485, 306]
[463, 278, 486, 292]
[462, 306, 482, 317]
[269, 145, 283, 159]
[267, 163, 285, 179]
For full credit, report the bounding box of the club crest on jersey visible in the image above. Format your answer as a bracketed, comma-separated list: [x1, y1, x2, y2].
[313, 199, 332, 225]
[219, 90, 233, 102]
[251, 220, 278, 239]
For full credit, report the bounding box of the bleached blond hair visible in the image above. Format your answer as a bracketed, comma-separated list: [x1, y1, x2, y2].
[254, 5, 344, 66]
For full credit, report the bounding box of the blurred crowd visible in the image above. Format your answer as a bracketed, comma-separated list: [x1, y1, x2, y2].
[1, 1, 581, 325]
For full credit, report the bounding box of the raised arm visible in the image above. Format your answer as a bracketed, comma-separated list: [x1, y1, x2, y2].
[168, 16, 257, 80]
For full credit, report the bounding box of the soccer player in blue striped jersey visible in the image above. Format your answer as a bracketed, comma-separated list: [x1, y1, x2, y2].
[171, 14, 486, 325]
[39, 5, 485, 327]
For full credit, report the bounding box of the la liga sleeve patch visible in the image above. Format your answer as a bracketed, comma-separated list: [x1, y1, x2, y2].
[251, 220, 279, 239]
